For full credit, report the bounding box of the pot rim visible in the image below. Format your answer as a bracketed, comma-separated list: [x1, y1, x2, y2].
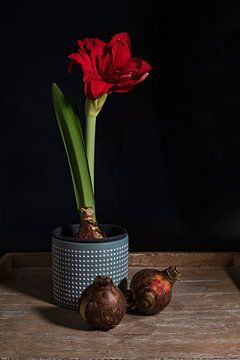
[52, 223, 128, 244]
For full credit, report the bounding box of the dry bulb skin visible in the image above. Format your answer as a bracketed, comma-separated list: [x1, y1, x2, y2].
[75, 207, 106, 240]
[79, 275, 127, 330]
[129, 266, 181, 315]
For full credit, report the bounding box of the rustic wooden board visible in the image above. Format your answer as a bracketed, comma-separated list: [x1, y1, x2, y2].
[2, 251, 240, 269]
[0, 252, 240, 359]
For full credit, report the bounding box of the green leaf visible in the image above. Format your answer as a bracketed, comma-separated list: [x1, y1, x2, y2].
[52, 83, 95, 215]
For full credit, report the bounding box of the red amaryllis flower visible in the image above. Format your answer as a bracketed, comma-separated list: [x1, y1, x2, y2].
[68, 32, 151, 100]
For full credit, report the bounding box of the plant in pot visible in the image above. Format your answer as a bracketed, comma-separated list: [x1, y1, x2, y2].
[51, 32, 151, 310]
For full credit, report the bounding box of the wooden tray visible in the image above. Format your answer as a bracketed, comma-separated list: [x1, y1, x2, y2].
[0, 252, 240, 359]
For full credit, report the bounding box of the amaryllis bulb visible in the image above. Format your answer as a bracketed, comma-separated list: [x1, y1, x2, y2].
[79, 275, 127, 330]
[129, 266, 181, 315]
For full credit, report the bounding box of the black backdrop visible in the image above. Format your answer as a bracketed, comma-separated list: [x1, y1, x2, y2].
[1, 1, 240, 253]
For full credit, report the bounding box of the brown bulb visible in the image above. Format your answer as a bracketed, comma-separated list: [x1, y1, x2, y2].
[130, 266, 181, 315]
[79, 275, 127, 330]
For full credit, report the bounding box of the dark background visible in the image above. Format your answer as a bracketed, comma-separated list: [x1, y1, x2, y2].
[1, 1, 240, 253]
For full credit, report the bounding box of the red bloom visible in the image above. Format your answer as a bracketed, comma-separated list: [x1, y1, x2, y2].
[68, 32, 151, 100]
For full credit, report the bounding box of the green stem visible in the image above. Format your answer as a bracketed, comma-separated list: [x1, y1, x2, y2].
[85, 114, 97, 192]
[85, 94, 107, 194]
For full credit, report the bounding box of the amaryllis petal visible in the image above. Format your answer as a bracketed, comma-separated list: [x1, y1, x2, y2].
[77, 38, 106, 74]
[83, 71, 102, 82]
[96, 54, 108, 76]
[110, 74, 150, 91]
[131, 58, 152, 74]
[77, 38, 106, 56]
[105, 32, 131, 71]
[69, 52, 94, 72]
[118, 58, 151, 77]
[109, 77, 141, 91]
[107, 32, 130, 48]
[109, 37, 131, 70]
[135, 72, 150, 84]
[84, 80, 113, 100]
[109, 83, 135, 93]
[99, 51, 114, 77]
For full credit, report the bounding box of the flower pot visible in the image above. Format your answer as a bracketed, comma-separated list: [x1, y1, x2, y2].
[52, 224, 128, 310]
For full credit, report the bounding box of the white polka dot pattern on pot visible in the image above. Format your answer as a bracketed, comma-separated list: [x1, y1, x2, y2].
[52, 243, 129, 310]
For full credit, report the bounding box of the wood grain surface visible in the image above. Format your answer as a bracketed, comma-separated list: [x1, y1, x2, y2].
[0, 252, 240, 359]
[2, 251, 240, 268]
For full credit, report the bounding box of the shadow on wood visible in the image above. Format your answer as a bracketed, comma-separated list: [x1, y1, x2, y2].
[35, 305, 92, 331]
[1, 267, 54, 304]
[225, 267, 240, 291]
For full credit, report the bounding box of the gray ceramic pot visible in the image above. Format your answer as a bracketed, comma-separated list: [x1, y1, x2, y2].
[52, 224, 128, 310]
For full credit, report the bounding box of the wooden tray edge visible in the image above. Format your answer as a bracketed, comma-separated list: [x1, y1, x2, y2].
[0, 251, 239, 270]
[129, 251, 240, 268]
